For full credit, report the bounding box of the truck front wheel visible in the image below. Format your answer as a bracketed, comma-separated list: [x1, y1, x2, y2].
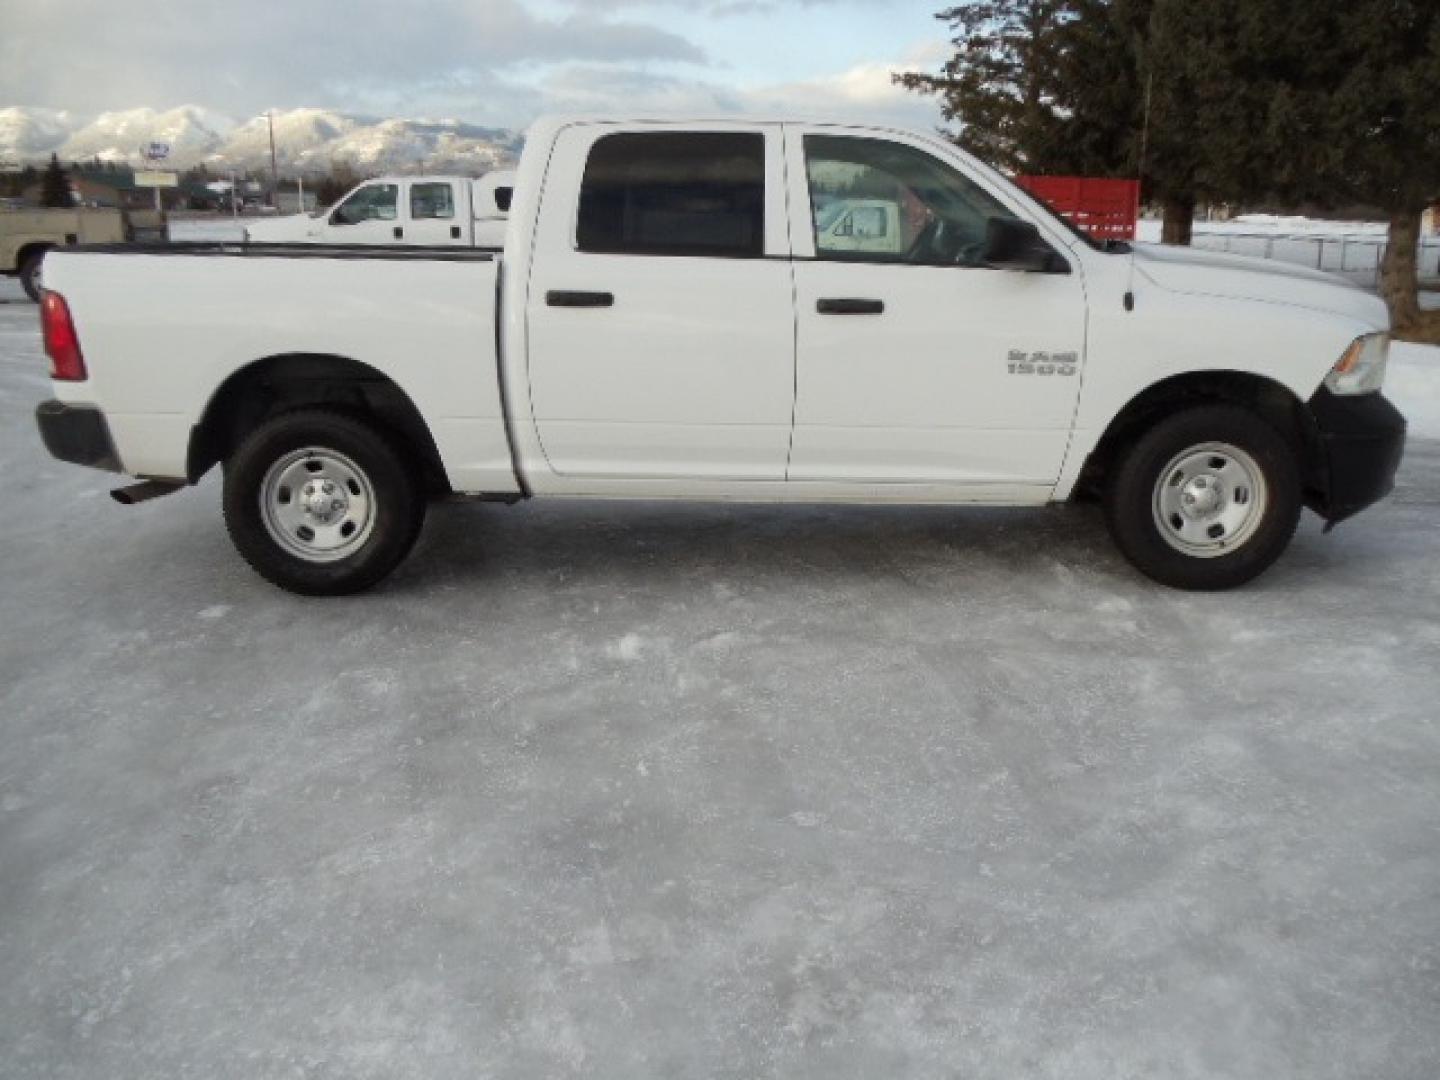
[223, 410, 425, 595]
[1104, 404, 1301, 590]
[20, 250, 48, 302]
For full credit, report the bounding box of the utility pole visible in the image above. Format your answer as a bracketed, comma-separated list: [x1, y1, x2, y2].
[266, 111, 279, 206]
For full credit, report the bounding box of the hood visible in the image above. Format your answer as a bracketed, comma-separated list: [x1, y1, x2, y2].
[1133, 243, 1388, 329]
[242, 213, 321, 243]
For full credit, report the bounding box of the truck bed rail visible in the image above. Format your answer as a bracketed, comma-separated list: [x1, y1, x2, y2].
[69, 242, 500, 262]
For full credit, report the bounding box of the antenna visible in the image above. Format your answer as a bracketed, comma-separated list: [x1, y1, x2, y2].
[1125, 68, 1155, 312]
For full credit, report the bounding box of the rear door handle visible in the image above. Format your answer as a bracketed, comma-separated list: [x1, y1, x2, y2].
[817, 298, 884, 315]
[547, 290, 615, 308]
[393, 226, 403, 240]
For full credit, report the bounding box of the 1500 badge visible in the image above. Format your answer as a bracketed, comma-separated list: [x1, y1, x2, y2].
[1008, 350, 1079, 376]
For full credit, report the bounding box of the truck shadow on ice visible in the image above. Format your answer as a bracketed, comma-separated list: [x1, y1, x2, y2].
[390, 499, 1309, 596]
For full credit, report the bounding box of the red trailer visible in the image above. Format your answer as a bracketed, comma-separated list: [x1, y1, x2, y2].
[1014, 175, 1140, 242]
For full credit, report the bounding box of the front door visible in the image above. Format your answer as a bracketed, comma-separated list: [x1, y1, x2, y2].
[524, 124, 795, 480]
[320, 181, 402, 244]
[786, 128, 1087, 488]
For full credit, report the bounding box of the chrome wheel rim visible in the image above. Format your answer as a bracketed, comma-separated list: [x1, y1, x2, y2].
[1152, 442, 1268, 558]
[259, 447, 376, 563]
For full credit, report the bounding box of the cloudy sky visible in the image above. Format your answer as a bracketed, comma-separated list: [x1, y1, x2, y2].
[1, 0, 951, 129]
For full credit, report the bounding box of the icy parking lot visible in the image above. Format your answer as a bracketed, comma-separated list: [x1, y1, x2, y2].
[2, 274, 1439, 1079]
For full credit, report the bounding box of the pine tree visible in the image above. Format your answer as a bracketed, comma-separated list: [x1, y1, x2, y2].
[895, 2, 1084, 175]
[1317, 0, 1440, 338]
[40, 154, 71, 207]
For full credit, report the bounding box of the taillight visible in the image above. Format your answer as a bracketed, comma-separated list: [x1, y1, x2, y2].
[40, 290, 87, 381]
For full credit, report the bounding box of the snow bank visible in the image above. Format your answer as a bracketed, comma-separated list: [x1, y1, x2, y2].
[1388, 342, 1440, 440]
[1137, 215, 1404, 243]
[168, 219, 247, 243]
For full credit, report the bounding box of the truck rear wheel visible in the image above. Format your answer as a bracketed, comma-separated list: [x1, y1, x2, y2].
[20, 250, 48, 302]
[1104, 404, 1301, 590]
[223, 409, 425, 595]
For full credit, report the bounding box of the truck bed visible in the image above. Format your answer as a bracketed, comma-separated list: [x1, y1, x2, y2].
[44, 244, 518, 495]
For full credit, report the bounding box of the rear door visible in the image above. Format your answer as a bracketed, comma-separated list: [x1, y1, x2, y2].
[403, 180, 470, 245]
[523, 124, 795, 480]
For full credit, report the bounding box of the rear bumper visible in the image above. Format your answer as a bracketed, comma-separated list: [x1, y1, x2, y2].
[35, 399, 123, 473]
[1304, 389, 1406, 524]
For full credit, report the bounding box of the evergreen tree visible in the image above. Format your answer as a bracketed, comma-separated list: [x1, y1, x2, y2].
[1316, 0, 1440, 337]
[895, 2, 1085, 175]
[41, 153, 71, 207]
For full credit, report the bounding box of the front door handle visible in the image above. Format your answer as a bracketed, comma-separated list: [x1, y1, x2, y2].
[393, 226, 403, 240]
[547, 290, 615, 308]
[817, 297, 884, 315]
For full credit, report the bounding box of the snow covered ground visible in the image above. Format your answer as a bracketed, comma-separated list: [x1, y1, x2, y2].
[2, 275, 1438, 1079]
[168, 216, 250, 242]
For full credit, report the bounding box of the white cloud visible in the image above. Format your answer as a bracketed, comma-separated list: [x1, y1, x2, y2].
[0, 0, 707, 118]
[524, 39, 946, 130]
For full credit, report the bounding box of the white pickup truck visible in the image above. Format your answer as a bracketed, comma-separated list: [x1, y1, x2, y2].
[241, 171, 514, 249]
[35, 115, 1406, 595]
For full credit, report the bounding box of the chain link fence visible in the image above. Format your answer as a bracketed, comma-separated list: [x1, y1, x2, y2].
[1189, 230, 1440, 290]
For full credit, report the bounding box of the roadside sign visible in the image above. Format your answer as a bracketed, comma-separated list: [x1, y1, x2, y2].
[134, 171, 179, 188]
[141, 141, 171, 162]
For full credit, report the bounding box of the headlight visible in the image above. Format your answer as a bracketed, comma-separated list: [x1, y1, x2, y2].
[1325, 332, 1389, 395]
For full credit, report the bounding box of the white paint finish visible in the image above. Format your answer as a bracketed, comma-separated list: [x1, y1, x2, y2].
[1052, 253, 1389, 499]
[783, 123, 1086, 485]
[44, 250, 517, 492]
[788, 259, 1086, 483]
[40, 114, 1401, 513]
[399, 179, 470, 247]
[522, 121, 796, 481]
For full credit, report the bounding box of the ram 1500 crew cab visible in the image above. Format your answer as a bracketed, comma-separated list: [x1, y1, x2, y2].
[34, 115, 1406, 595]
[241, 171, 515, 249]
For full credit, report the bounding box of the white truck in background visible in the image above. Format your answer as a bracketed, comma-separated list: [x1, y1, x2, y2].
[35, 115, 1405, 595]
[242, 170, 515, 248]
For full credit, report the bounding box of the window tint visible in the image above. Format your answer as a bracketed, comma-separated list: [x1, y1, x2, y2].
[577, 132, 765, 258]
[331, 183, 398, 225]
[804, 135, 1018, 266]
[410, 182, 454, 220]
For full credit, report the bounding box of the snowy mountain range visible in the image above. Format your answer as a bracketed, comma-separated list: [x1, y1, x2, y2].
[0, 106, 522, 175]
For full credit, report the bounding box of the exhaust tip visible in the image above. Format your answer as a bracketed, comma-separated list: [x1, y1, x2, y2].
[111, 480, 184, 505]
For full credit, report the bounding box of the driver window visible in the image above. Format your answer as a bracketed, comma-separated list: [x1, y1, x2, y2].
[331, 183, 398, 226]
[804, 135, 1018, 266]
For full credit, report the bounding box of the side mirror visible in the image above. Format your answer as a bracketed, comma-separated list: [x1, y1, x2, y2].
[983, 217, 1067, 273]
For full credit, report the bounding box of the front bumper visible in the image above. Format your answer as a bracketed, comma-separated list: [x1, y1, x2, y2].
[35, 400, 123, 473]
[1304, 388, 1406, 525]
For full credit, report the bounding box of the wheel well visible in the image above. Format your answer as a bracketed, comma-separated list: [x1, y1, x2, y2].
[187, 354, 450, 495]
[1076, 370, 1315, 499]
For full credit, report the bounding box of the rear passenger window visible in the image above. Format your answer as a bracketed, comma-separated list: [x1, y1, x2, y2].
[577, 132, 765, 258]
[410, 183, 455, 220]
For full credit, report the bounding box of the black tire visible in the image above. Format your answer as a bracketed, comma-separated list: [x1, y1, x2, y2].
[1104, 404, 1302, 590]
[20, 250, 48, 302]
[223, 409, 425, 595]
